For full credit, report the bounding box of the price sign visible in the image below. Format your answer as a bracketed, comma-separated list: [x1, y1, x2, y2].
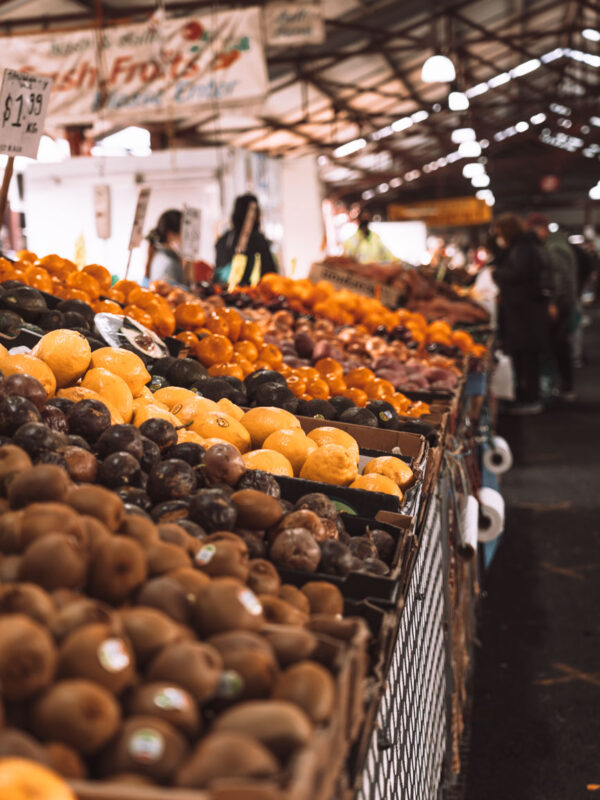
[94, 184, 111, 240]
[0, 69, 52, 158]
[128, 186, 151, 250]
[181, 206, 201, 262]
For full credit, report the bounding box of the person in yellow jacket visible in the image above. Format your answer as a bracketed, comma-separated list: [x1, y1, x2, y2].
[343, 208, 397, 262]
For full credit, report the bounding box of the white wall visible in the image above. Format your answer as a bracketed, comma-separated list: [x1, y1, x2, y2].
[280, 154, 324, 277]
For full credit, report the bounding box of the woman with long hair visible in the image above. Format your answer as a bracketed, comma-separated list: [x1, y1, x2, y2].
[145, 209, 187, 286]
[493, 213, 553, 414]
[214, 194, 278, 286]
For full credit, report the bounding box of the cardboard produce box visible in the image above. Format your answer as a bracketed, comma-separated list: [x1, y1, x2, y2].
[309, 262, 401, 308]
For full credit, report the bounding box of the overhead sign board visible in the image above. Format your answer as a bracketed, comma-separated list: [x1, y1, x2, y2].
[264, 2, 325, 46]
[388, 196, 492, 227]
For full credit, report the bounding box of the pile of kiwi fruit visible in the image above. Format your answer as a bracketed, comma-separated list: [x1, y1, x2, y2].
[0, 443, 368, 789]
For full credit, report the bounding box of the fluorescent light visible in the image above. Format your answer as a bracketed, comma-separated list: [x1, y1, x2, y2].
[488, 72, 511, 88]
[446, 151, 462, 163]
[582, 28, 600, 42]
[589, 183, 600, 200]
[458, 141, 482, 157]
[541, 48, 563, 63]
[371, 126, 394, 140]
[462, 163, 485, 178]
[515, 121, 529, 133]
[465, 83, 489, 98]
[392, 117, 413, 132]
[436, 157, 448, 167]
[451, 128, 476, 144]
[448, 91, 469, 111]
[530, 113, 547, 124]
[421, 54, 456, 83]
[471, 174, 490, 188]
[591, 116, 600, 127]
[362, 189, 375, 200]
[569, 234, 584, 244]
[411, 110, 429, 123]
[390, 177, 403, 188]
[510, 58, 541, 77]
[333, 138, 366, 158]
[377, 183, 390, 193]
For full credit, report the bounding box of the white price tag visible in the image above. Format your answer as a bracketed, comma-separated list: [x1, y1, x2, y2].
[128, 186, 151, 250]
[181, 206, 201, 262]
[0, 69, 52, 158]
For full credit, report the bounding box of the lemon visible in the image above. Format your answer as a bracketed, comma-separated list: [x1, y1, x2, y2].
[81, 367, 134, 423]
[350, 473, 403, 499]
[132, 404, 181, 428]
[172, 397, 220, 426]
[300, 444, 358, 486]
[241, 407, 301, 448]
[152, 387, 199, 409]
[2, 354, 57, 397]
[263, 428, 311, 476]
[32, 329, 91, 388]
[192, 411, 251, 453]
[57, 386, 124, 424]
[306, 426, 360, 464]
[243, 449, 294, 476]
[363, 455, 414, 489]
[90, 347, 150, 397]
[177, 429, 206, 445]
[216, 397, 244, 421]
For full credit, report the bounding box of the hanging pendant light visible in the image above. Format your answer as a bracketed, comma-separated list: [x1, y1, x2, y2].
[448, 90, 469, 110]
[421, 54, 456, 83]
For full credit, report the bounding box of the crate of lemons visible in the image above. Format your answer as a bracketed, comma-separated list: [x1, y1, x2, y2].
[0, 329, 413, 500]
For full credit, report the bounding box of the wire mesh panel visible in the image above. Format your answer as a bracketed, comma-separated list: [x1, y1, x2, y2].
[357, 493, 447, 800]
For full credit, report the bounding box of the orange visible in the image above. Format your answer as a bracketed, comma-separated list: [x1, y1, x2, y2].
[175, 302, 206, 330]
[306, 377, 330, 400]
[16, 249, 38, 263]
[205, 313, 230, 337]
[82, 263, 112, 291]
[0, 757, 76, 800]
[345, 367, 375, 388]
[219, 308, 243, 342]
[195, 335, 234, 367]
[241, 407, 301, 448]
[232, 356, 254, 377]
[234, 340, 258, 363]
[106, 288, 126, 305]
[452, 330, 475, 352]
[341, 387, 368, 407]
[300, 444, 358, 486]
[263, 428, 312, 476]
[350, 473, 403, 499]
[132, 396, 169, 415]
[286, 374, 307, 397]
[127, 288, 156, 309]
[388, 393, 411, 415]
[240, 320, 264, 348]
[81, 367, 134, 423]
[112, 279, 139, 301]
[92, 300, 122, 315]
[208, 363, 244, 381]
[124, 304, 154, 330]
[364, 378, 395, 400]
[314, 358, 342, 379]
[296, 366, 319, 381]
[58, 386, 124, 424]
[31, 329, 91, 389]
[2, 354, 57, 397]
[90, 348, 151, 397]
[191, 411, 251, 453]
[65, 270, 101, 300]
[216, 398, 244, 421]
[306, 426, 360, 464]
[363, 455, 414, 489]
[59, 287, 90, 303]
[23, 265, 52, 293]
[144, 300, 176, 338]
[257, 344, 283, 368]
[175, 331, 199, 350]
[242, 449, 294, 477]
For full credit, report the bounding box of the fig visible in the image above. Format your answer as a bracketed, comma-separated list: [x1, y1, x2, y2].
[270, 529, 321, 572]
[202, 444, 246, 487]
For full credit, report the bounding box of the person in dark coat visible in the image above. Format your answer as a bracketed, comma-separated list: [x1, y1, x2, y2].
[493, 213, 552, 414]
[214, 194, 278, 286]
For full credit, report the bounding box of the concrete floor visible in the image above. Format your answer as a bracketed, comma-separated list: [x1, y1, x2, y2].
[465, 313, 600, 799]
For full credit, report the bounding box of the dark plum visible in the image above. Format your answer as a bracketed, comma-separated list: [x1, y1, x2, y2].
[348, 537, 378, 560]
[0, 309, 23, 337]
[360, 558, 390, 576]
[202, 443, 246, 486]
[37, 451, 68, 469]
[150, 499, 190, 523]
[0, 374, 47, 410]
[235, 469, 280, 498]
[139, 418, 178, 451]
[46, 397, 75, 416]
[174, 519, 206, 538]
[147, 459, 197, 504]
[294, 492, 337, 520]
[41, 406, 69, 434]
[200, 378, 245, 404]
[147, 375, 170, 392]
[370, 529, 396, 564]
[164, 442, 205, 467]
[95, 424, 143, 461]
[97, 451, 142, 488]
[116, 486, 153, 512]
[67, 399, 111, 443]
[139, 437, 161, 473]
[66, 434, 92, 452]
[13, 423, 60, 460]
[189, 488, 237, 532]
[318, 539, 354, 576]
[0, 396, 42, 434]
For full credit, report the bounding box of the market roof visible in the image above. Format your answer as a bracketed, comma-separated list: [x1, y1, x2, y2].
[1, 0, 598, 211]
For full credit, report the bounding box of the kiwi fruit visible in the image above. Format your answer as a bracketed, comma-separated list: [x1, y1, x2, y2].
[166, 568, 211, 607]
[80, 514, 112, 554]
[98, 715, 188, 783]
[213, 700, 313, 760]
[278, 585, 311, 615]
[0, 444, 32, 494]
[261, 625, 318, 667]
[0, 728, 49, 763]
[45, 741, 89, 778]
[306, 614, 359, 642]
[8, 464, 71, 509]
[0, 554, 22, 581]
[194, 538, 249, 581]
[119, 607, 185, 665]
[175, 731, 279, 788]
[0, 509, 24, 552]
[0, 614, 57, 700]
[146, 640, 222, 703]
[0, 582, 54, 625]
[127, 682, 200, 738]
[259, 595, 307, 627]
[51, 589, 80, 609]
[272, 660, 335, 723]
[215, 646, 279, 703]
[137, 576, 191, 625]
[230, 490, 283, 531]
[157, 522, 190, 549]
[194, 578, 264, 637]
[102, 774, 156, 785]
[19, 533, 88, 591]
[88, 536, 147, 604]
[208, 630, 275, 659]
[301, 581, 344, 617]
[20, 502, 87, 552]
[119, 513, 160, 546]
[66, 484, 124, 530]
[246, 560, 281, 596]
[32, 679, 121, 755]
[146, 541, 191, 576]
[50, 598, 120, 642]
[57, 623, 136, 695]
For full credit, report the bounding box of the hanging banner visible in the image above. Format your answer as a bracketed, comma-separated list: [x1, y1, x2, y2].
[264, 2, 325, 46]
[388, 196, 492, 227]
[0, 7, 267, 125]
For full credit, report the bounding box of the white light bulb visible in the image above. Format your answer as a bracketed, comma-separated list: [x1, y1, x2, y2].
[471, 174, 490, 188]
[333, 138, 366, 158]
[515, 121, 529, 133]
[589, 183, 600, 200]
[530, 113, 546, 125]
[448, 91, 469, 111]
[421, 54, 456, 83]
[582, 28, 600, 42]
[451, 128, 476, 144]
[392, 117, 413, 132]
[458, 141, 482, 158]
[462, 163, 485, 178]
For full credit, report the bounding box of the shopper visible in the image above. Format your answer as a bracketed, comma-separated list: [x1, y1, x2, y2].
[493, 213, 552, 415]
[145, 210, 187, 287]
[343, 208, 397, 263]
[215, 194, 278, 286]
[526, 214, 578, 400]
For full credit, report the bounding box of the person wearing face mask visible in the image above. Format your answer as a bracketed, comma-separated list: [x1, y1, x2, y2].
[145, 209, 188, 287]
[493, 213, 553, 415]
[343, 208, 397, 263]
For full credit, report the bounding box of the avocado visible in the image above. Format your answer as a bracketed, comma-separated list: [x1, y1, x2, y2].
[57, 298, 95, 327]
[329, 396, 355, 417]
[367, 400, 400, 430]
[244, 369, 287, 400]
[0, 309, 24, 337]
[296, 399, 336, 420]
[166, 358, 209, 388]
[201, 378, 245, 404]
[339, 406, 379, 427]
[252, 381, 298, 412]
[0, 286, 47, 322]
[37, 310, 66, 332]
